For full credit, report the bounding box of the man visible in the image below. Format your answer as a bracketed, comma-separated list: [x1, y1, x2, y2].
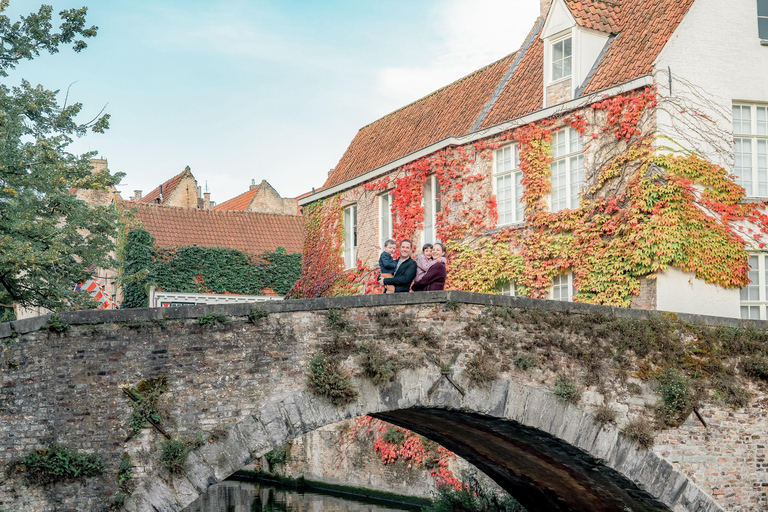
[379, 239, 417, 293]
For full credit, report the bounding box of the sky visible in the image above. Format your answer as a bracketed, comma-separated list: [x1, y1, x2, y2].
[8, 0, 540, 204]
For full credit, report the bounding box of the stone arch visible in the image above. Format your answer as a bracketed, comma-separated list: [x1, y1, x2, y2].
[124, 369, 723, 512]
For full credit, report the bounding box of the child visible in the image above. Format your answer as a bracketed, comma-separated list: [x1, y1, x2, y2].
[378, 239, 397, 294]
[414, 243, 434, 283]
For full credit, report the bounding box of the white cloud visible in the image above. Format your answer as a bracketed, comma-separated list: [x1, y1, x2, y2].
[375, 0, 540, 106]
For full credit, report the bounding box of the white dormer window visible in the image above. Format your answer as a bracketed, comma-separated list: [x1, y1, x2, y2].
[552, 36, 572, 81]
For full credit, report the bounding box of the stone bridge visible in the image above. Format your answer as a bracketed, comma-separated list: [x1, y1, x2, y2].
[0, 292, 766, 512]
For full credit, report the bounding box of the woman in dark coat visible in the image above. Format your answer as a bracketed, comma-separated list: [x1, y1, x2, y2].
[412, 243, 446, 291]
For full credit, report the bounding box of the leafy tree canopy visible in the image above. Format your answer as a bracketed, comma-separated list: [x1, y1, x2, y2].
[0, 2, 123, 314]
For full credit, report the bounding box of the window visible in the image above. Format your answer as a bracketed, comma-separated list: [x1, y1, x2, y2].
[551, 273, 575, 302]
[759, 0, 768, 41]
[343, 204, 357, 269]
[379, 193, 394, 249]
[733, 103, 768, 197]
[423, 175, 442, 243]
[550, 128, 584, 212]
[551, 37, 572, 81]
[494, 144, 525, 225]
[741, 253, 768, 319]
[497, 282, 518, 296]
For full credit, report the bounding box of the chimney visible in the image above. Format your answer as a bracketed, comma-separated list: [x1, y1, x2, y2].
[133, 190, 142, 201]
[328, 168, 334, 177]
[203, 192, 211, 210]
[249, 179, 257, 191]
[541, 0, 553, 17]
[158, 184, 163, 203]
[197, 185, 202, 199]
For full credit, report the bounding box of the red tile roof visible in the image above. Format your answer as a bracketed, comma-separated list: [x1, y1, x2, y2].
[565, 0, 621, 34]
[139, 167, 192, 204]
[323, 0, 695, 190]
[123, 203, 304, 254]
[214, 187, 259, 211]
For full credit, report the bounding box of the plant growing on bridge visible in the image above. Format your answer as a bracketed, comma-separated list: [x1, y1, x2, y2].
[553, 374, 582, 404]
[20, 443, 105, 486]
[159, 435, 205, 474]
[197, 312, 230, 326]
[125, 375, 168, 436]
[655, 368, 694, 427]
[117, 452, 133, 492]
[464, 350, 498, 386]
[358, 342, 402, 385]
[249, 306, 269, 323]
[264, 446, 289, 468]
[307, 353, 358, 406]
[45, 314, 69, 333]
[621, 418, 655, 449]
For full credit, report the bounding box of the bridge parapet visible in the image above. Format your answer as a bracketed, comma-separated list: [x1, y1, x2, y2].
[0, 292, 766, 511]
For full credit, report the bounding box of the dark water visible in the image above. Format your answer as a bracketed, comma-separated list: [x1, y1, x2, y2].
[182, 480, 421, 512]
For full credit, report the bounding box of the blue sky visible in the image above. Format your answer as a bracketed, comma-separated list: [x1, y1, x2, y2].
[8, 0, 539, 203]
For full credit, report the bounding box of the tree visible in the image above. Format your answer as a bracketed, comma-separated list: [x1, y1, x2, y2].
[0, 3, 123, 316]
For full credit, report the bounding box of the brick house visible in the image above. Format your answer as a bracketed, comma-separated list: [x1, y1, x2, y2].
[296, 0, 768, 319]
[215, 179, 300, 216]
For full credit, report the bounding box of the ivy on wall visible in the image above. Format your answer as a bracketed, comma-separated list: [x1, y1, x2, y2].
[292, 87, 766, 308]
[121, 228, 301, 308]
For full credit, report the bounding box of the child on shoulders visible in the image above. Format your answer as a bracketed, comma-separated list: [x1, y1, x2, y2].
[378, 239, 397, 294]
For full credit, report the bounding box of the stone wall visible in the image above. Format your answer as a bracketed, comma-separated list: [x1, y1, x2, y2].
[0, 292, 764, 511]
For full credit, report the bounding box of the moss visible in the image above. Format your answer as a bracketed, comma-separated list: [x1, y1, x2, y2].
[197, 312, 230, 326]
[248, 306, 269, 323]
[513, 353, 539, 371]
[443, 299, 460, 312]
[307, 353, 358, 406]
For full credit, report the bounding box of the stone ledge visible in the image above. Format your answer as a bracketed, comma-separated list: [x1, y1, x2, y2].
[0, 291, 762, 339]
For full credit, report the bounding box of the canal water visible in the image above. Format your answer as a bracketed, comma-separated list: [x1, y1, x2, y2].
[182, 479, 423, 512]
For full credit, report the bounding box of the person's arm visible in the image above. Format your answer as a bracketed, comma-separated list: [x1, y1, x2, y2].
[383, 259, 417, 286]
[379, 253, 397, 273]
[414, 262, 445, 288]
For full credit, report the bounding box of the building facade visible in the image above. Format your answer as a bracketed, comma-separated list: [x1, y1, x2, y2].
[295, 0, 768, 319]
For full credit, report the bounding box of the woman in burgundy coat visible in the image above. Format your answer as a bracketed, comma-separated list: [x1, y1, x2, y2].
[411, 243, 446, 291]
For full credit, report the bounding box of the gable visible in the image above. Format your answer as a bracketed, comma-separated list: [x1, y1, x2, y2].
[542, 0, 576, 39]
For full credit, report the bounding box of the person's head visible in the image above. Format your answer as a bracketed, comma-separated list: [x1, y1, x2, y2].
[422, 243, 433, 258]
[383, 239, 396, 255]
[399, 239, 413, 259]
[433, 243, 445, 259]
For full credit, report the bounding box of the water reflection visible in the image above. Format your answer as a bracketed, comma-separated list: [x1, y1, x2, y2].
[183, 480, 418, 512]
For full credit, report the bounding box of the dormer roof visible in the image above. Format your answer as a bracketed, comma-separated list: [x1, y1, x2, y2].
[564, 0, 621, 34]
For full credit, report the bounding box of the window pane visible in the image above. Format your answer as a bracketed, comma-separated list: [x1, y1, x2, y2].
[497, 282, 517, 296]
[380, 195, 391, 247]
[758, 140, 768, 197]
[760, 16, 768, 40]
[569, 155, 584, 209]
[514, 171, 524, 222]
[563, 55, 572, 78]
[552, 130, 566, 158]
[563, 37, 572, 58]
[733, 105, 752, 134]
[759, 0, 768, 16]
[758, 107, 768, 135]
[496, 147, 512, 174]
[497, 175, 513, 225]
[569, 128, 583, 153]
[735, 138, 753, 196]
[424, 178, 433, 242]
[551, 160, 567, 212]
[553, 40, 563, 62]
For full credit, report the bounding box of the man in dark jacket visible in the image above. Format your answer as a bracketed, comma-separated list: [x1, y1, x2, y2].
[379, 239, 417, 293]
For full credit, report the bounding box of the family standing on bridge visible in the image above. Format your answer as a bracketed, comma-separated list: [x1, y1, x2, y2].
[377, 239, 447, 293]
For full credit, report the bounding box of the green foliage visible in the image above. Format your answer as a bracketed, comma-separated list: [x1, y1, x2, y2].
[464, 351, 498, 386]
[126, 376, 167, 435]
[0, 5, 122, 312]
[425, 478, 526, 512]
[621, 419, 655, 449]
[264, 446, 289, 467]
[553, 374, 581, 404]
[743, 355, 768, 381]
[119, 232, 302, 307]
[381, 427, 406, 445]
[307, 353, 358, 406]
[594, 403, 618, 426]
[22, 443, 105, 486]
[118, 453, 132, 491]
[358, 342, 401, 385]
[656, 369, 693, 427]
[513, 353, 539, 371]
[249, 306, 270, 323]
[159, 434, 206, 474]
[325, 308, 350, 331]
[45, 314, 69, 333]
[443, 299, 460, 312]
[197, 312, 230, 326]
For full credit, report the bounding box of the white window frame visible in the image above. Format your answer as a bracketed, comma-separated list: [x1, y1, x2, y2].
[549, 127, 584, 212]
[379, 192, 394, 250]
[733, 103, 768, 198]
[422, 175, 442, 244]
[343, 204, 357, 270]
[496, 281, 518, 296]
[550, 34, 572, 83]
[759, 0, 768, 42]
[550, 272, 575, 302]
[493, 144, 525, 226]
[741, 253, 768, 319]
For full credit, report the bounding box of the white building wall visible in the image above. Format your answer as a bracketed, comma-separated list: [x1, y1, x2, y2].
[656, 267, 741, 319]
[655, 0, 768, 167]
